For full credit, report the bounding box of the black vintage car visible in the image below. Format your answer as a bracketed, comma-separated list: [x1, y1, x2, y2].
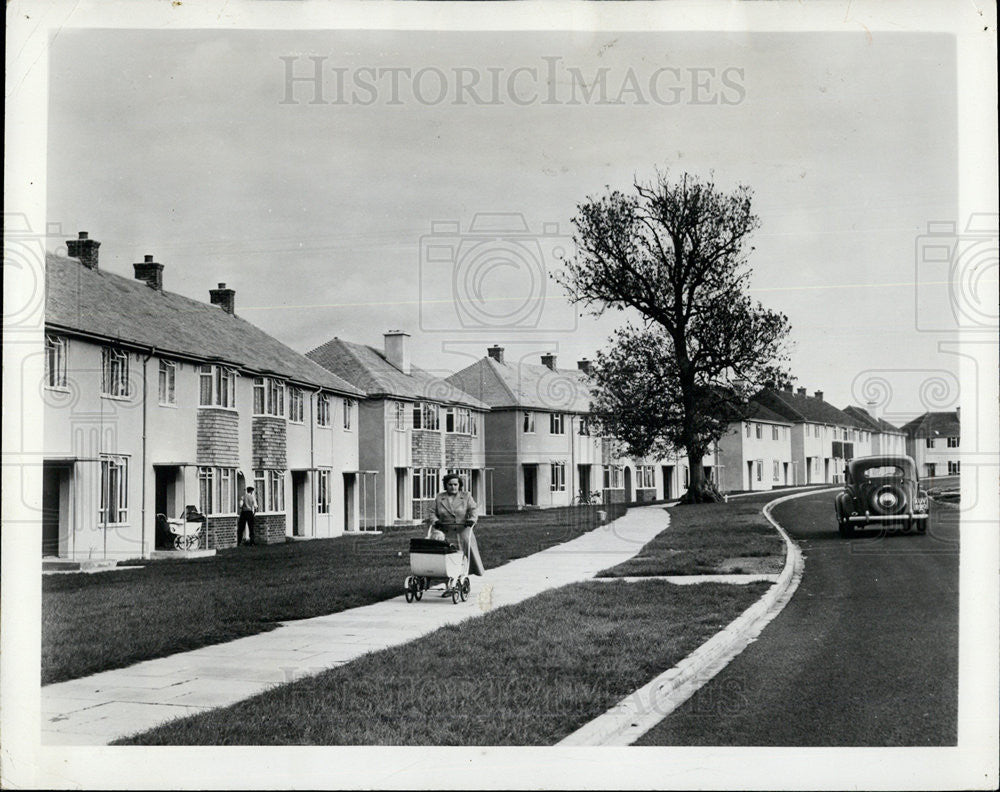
[835, 454, 929, 537]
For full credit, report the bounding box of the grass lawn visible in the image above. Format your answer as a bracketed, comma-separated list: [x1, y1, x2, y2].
[598, 494, 786, 577]
[42, 503, 624, 685]
[116, 579, 768, 745]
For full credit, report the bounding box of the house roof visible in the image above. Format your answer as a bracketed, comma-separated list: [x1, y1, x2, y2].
[842, 406, 904, 435]
[755, 387, 856, 427]
[446, 357, 593, 413]
[306, 337, 488, 409]
[45, 253, 363, 396]
[745, 401, 793, 425]
[899, 410, 961, 438]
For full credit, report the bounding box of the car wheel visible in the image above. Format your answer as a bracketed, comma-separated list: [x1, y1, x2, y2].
[839, 520, 854, 538]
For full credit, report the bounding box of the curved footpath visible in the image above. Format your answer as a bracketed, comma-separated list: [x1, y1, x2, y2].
[558, 488, 824, 746]
[42, 506, 672, 745]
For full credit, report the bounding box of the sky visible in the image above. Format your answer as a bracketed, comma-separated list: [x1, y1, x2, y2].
[46, 28, 960, 424]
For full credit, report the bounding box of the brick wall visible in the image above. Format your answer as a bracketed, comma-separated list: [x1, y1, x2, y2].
[205, 515, 238, 549]
[197, 409, 239, 466]
[634, 488, 657, 503]
[602, 488, 625, 504]
[411, 429, 442, 467]
[253, 513, 286, 544]
[252, 416, 287, 468]
[444, 433, 473, 467]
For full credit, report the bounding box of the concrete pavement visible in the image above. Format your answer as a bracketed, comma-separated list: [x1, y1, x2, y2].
[42, 505, 673, 745]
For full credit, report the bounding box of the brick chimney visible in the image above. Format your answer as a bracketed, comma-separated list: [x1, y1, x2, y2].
[66, 231, 100, 270]
[796, 387, 807, 396]
[133, 254, 164, 290]
[384, 330, 411, 374]
[210, 283, 236, 315]
[783, 383, 794, 393]
[865, 400, 878, 419]
[541, 353, 557, 371]
[487, 345, 505, 364]
[955, 406, 961, 422]
[814, 390, 824, 401]
[577, 358, 592, 375]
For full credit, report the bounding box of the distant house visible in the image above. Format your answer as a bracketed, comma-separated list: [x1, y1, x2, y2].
[307, 333, 489, 524]
[900, 409, 962, 478]
[755, 385, 872, 484]
[446, 347, 711, 510]
[842, 406, 907, 457]
[716, 402, 794, 492]
[43, 234, 366, 560]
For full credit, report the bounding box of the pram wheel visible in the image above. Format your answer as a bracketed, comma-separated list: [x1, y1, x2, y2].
[414, 577, 424, 601]
[404, 576, 416, 603]
[459, 576, 470, 602]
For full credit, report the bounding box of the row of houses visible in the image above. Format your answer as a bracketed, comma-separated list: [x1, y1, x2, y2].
[41, 234, 961, 560]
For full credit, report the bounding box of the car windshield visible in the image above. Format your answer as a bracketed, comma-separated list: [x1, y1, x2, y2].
[862, 466, 904, 479]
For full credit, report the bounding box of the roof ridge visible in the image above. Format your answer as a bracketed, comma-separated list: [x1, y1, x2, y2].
[483, 357, 520, 405]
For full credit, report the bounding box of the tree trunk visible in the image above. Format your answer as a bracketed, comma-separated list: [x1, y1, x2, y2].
[680, 446, 724, 504]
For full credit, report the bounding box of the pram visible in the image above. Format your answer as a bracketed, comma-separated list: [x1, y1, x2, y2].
[403, 537, 471, 604]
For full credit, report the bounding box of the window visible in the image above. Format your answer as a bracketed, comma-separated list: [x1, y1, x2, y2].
[394, 401, 407, 430]
[253, 469, 286, 512]
[772, 426, 779, 441]
[343, 399, 355, 430]
[523, 411, 535, 433]
[947, 436, 959, 448]
[925, 437, 935, 449]
[745, 422, 751, 438]
[158, 360, 176, 405]
[253, 377, 285, 417]
[446, 406, 472, 434]
[773, 460, 780, 481]
[45, 335, 67, 389]
[947, 460, 961, 474]
[288, 387, 303, 423]
[470, 411, 478, 437]
[578, 416, 590, 436]
[755, 423, 762, 440]
[814, 424, 821, 438]
[197, 467, 237, 516]
[199, 365, 236, 408]
[550, 413, 565, 434]
[636, 465, 655, 489]
[317, 470, 331, 514]
[413, 402, 440, 430]
[755, 460, 763, 482]
[550, 462, 566, 492]
[317, 393, 331, 426]
[412, 468, 439, 502]
[101, 347, 130, 398]
[99, 455, 128, 524]
[602, 465, 623, 489]
[683, 466, 690, 486]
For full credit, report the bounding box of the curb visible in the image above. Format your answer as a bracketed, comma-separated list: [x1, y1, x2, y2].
[557, 487, 837, 746]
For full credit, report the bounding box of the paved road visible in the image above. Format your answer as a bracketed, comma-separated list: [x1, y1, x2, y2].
[637, 490, 959, 746]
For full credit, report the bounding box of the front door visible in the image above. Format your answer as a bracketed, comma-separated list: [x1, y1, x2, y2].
[395, 468, 408, 520]
[42, 462, 68, 556]
[523, 465, 536, 507]
[343, 472, 356, 531]
[662, 466, 674, 499]
[623, 466, 633, 502]
[291, 471, 307, 536]
[577, 465, 591, 500]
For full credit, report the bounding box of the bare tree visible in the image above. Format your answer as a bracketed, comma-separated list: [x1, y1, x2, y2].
[557, 171, 792, 502]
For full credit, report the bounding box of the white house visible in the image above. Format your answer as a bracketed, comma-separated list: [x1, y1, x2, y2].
[901, 409, 962, 478]
[42, 234, 366, 561]
[716, 402, 794, 492]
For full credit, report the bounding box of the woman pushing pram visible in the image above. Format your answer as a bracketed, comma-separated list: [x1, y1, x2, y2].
[404, 473, 485, 604]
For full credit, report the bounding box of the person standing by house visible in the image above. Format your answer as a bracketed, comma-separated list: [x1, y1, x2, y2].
[238, 486, 258, 546]
[426, 473, 484, 577]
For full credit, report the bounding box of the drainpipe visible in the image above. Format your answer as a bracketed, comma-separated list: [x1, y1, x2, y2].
[310, 387, 320, 538]
[569, 414, 576, 505]
[141, 347, 155, 558]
